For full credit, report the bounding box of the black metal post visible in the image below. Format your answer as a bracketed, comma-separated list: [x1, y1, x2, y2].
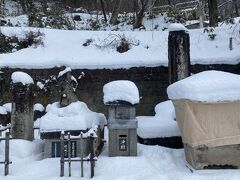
[4, 132, 10, 176]
[60, 132, 64, 177]
[67, 133, 71, 177]
[80, 133, 84, 177]
[89, 134, 94, 178]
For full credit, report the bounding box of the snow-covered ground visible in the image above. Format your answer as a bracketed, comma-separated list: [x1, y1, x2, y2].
[1, 18, 240, 69]
[137, 101, 180, 139]
[1, 129, 240, 180]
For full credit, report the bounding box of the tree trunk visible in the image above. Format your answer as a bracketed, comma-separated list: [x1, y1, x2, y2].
[110, 0, 122, 25]
[100, 0, 107, 22]
[41, 0, 48, 14]
[167, 0, 172, 5]
[133, 0, 149, 29]
[0, 0, 4, 18]
[20, 0, 27, 14]
[233, 0, 239, 17]
[208, 0, 218, 27]
[198, 0, 205, 28]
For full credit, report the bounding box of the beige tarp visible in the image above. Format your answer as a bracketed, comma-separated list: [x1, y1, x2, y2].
[173, 100, 240, 147]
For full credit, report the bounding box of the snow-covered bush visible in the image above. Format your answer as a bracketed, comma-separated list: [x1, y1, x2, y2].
[43, 6, 73, 30]
[94, 34, 140, 53]
[166, 5, 186, 24]
[0, 30, 44, 53]
[204, 27, 216, 40]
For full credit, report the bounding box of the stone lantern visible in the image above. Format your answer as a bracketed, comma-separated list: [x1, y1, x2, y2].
[103, 80, 139, 156]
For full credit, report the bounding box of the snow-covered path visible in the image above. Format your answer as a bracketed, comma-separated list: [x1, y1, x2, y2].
[1, 139, 240, 180]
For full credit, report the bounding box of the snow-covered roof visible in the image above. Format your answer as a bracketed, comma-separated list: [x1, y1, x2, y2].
[0, 25, 240, 69]
[39, 101, 106, 133]
[11, 71, 34, 85]
[137, 100, 180, 138]
[103, 80, 139, 105]
[167, 70, 240, 102]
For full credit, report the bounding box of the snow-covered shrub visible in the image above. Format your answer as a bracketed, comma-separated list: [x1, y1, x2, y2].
[27, 1, 43, 27]
[94, 34, 140, 53]
[204, 27, 216, 40]
[0, 30, 44, 53]
[166, 5, 186, 24]
[43, 6, 73, 30]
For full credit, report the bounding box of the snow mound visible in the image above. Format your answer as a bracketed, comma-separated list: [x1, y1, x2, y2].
[0, 139, 43, 158]
[34, 103, 45, 112]
[0, 106, 7, 115]
[137, 100, 180, 138]
[167, 70, 240, 102]
[11, 71, 34, 85]
[3, 103, 12, 113]
[58, 67, 71, 78]
[103, 80, 139, 105]
[39, 101, 106, 132]
[168, 23, 188, 32]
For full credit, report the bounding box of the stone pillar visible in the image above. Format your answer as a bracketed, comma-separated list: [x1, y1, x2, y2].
[168, 28, 190, 84]
[11, 82, 34, 141]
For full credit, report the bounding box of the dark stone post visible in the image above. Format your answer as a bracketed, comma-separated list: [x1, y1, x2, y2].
[0, 71, 4, 105]
[168, 26, 190, 84]
[11, 82, 34, 141]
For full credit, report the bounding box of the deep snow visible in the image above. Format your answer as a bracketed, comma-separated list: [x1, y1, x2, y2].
[40, 101, 106, 132]
[137, 101, 180, 138]
[2, 128, 240, 180]
[0, 20, 240, 69]
[103, 80, 139, 105]
[167, 70, 240, 102]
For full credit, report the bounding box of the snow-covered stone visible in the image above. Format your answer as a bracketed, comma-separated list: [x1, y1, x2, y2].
[103, 80, 139, 105]
[34, 103, 45, 112]
[37, 81, 44, 89]
[137, 101, 180, 138]
[39, 101, 106, 132]
[58, 67, 71, 78]
[11, 71, 34, 85]
[168, 23, 189, 32]
[167, 70, 240, 102]
[3, 103, 12, 113]
[0, 106, 7, 115]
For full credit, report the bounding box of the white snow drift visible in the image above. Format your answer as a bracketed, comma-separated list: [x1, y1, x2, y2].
[11, 71, 34, 85]
[1, 24, 240, 69]
[39, 101, 106, 132]
[167, 70, 240, 102]
[103, 80, 139, 105]
[137, 100, 180, 138]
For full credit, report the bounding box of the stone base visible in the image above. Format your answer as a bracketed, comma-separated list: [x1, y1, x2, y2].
[138, 136, 183, 149]
[109, 128, 137, 157]
[184, 143, 240, 169]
